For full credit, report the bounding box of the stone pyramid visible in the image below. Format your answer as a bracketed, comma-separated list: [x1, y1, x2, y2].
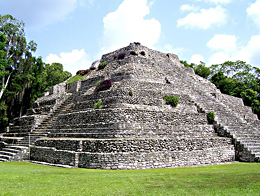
[0, 43, 259, 169]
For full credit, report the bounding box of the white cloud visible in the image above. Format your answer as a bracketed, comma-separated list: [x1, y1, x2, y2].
[0, 0, 83, 28]
[180, 4, 200, 12]
[207, 34, 260, 67]
[161, 44, 185, 55]
[195, 0, 232, 4]
[148, 0, 156, 7]
[208, 51, 231, 65]
[46, 49, 91, 75]
[247, 0, 260, 29]
[190, 54, 205, 64]
[177, 6, 228, 29]
[236, 35, 260, 66]
[206, 34, 238, 54]
[101, 0, 161, 53]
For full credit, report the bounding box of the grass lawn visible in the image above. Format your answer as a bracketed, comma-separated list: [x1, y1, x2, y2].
[0, 162, 259, 196]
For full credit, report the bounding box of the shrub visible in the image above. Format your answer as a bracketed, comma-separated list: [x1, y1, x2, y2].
[129, 90, 133, 96]
[76, 69, 90, 76]
[130, 51, 138, 55]
[140, 51, 146, 56]
[98, 62, 108, 70]
[163, 95, 179, 107]
[94, 99, 103, 109]
[118, 52, 126, 60]
[207, 111, 215, 124]
[95, 79, 112, 92]
[90, 67, 96, 70]
[134, 42, 141, 45]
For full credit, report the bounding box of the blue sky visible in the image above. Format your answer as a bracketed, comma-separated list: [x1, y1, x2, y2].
[1, 0, 260, 75]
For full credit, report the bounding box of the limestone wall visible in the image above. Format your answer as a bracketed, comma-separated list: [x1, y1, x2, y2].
[30, 137, 234, 169]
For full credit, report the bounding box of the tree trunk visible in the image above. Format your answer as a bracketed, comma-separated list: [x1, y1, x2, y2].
[0, 71, 12, 100]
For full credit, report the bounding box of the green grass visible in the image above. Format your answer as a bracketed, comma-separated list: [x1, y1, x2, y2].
[66, 74, 86, 84]
[0, 162, 260, 196]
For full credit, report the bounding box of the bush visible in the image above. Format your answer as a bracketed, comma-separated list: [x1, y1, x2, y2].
[95, 79, 112, 92]
[207, 111, 215, 124]
[76, 69, 90, 76]
[90, 67, 96, 70]
[129, 90, 133, 96]
[130, 51, 138, 55]
[140, 51, 145, 56]
[94, 99, 103, 109]
[98, 62, 108, 70]
[163, 95, 179, 107]
[118, 52, 126, 60]
[134, 42, 141, 45]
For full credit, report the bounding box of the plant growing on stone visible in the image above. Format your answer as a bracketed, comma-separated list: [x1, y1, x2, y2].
[118, 52, 126, 60]
[129, 90, 133, 96]
[95, 79, 112, 92]
[95, 80, 101, 87]
[207, 111, 215, 124]
[66, 74, 85, 84]
[98, 62, 108, 70]
[76, 69, 90, 76]
[94, 99, 103, 109]
[163, 95, 179, 107]
[140, 51, 146, 56]
[130, 51, 138, 56]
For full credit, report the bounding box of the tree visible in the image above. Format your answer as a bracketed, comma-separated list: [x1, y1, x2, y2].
[180, 60, 195, 68]
[0, 14, 72, 131]
[209, 61, 260, 118]
[0, 14, 27, 100]
[194, 62, 211, 79]
[45, 63, 72, 90]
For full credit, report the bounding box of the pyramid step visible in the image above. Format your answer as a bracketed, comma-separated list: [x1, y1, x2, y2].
[2, 148, 19, 153]
[248, 146, 260, 151]
[0, 151, 16, 157]
[7, 146, 28, 151]
[244, 142, 260, 147]
[0, 154, 12, 160]
[0, 158, 7, 162]
[254, 153, 260, 157]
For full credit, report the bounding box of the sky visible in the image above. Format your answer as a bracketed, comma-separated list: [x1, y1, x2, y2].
[0, 0, 260, 75]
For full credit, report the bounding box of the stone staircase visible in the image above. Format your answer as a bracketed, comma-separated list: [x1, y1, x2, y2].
[156, 55, 260, 163]
[0, 94, 74, 162]
[0, 146, 29, 162]
[189, 85, 260, 162]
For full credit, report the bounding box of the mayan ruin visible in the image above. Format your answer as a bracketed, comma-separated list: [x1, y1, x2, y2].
[0, 43, 259, 169]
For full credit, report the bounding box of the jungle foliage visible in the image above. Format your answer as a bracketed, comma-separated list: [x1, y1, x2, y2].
[0, 14, 71, 131]
[181, 60, 260, 119]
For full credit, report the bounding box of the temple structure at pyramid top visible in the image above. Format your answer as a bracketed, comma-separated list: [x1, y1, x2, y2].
[0, 42, 259, 169]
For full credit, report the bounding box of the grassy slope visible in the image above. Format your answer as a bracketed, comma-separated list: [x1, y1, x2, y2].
[0, 162, 259, 196]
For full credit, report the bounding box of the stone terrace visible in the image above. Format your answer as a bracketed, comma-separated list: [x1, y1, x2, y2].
[0, 42, 259, 167]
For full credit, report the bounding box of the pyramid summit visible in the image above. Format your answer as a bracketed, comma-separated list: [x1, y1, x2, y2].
[0, 42, 259, 169]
